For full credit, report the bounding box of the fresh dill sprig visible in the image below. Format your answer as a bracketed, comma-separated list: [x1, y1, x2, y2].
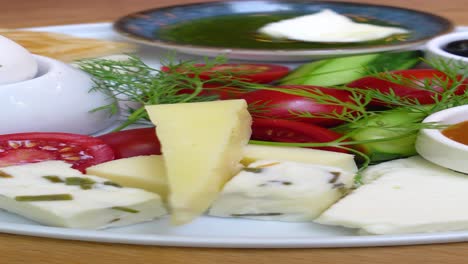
[78, 54, 260, 131]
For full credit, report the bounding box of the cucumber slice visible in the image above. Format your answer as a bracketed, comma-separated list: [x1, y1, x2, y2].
[279, 51, 422, 86]
[339, 109, 426, 163]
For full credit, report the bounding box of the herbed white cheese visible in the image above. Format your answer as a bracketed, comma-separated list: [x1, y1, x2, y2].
[258, 9, 409, 43]
[0, 161, 167, 229]
[208, 160, 355, 222]
[316, 156, 468, 234]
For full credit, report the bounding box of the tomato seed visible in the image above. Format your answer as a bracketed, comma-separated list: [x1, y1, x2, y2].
[8, 141, 21, 149]
[24, 141, 37, 148]
[59, 147, 73, 153]
[42, 146, 58, 151]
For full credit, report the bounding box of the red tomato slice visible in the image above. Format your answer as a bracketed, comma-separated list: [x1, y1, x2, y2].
[0, 133, 114, 172]
[348, 69, 468, 106]
[241, 85, 354, 127]
[199, 64, 289, 83]
[177, 83, 248, 100]
[163, 63, 289, 84]
[251, 118, 347, 153]
[97, 127, 161, 159]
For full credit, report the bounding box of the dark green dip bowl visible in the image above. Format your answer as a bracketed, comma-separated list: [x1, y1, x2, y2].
[114, 0, 453, 61]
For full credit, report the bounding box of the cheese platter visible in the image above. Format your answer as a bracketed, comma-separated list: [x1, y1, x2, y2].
[0, 7, 466, 248]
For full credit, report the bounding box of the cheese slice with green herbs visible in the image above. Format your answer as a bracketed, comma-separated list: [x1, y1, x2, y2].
[209, 160, 355, 221]
[0, 160, 166, 229]
[145, 99, 252, 225]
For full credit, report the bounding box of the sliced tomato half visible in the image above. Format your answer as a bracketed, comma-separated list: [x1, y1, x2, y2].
[241, 85, 354, 127]
[97, 127, 161, 159]
[177, 83, 249, 100]
[0, 133, 115, 172]
[251, 118, 347, 153]
[163, 63, 290, 84]
[199, 64, 290, 83]
[348, 69, 468, 106]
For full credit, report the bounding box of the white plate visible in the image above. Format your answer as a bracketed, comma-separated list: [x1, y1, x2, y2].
[2, 22, 468, 248]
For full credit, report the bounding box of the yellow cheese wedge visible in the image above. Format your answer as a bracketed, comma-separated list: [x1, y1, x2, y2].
[242, 145, 358, 172]
[145, 100, 252, 225]
[85, 155, 168, 201]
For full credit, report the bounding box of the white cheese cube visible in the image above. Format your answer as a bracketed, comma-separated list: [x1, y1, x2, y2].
[0, 161, 167, 229]
[208, 160, 355, 222]
[316, 156, 468, 234]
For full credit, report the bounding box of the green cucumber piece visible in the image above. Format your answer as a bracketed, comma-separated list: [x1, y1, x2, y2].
[337, 109, 427, 163]
[279, 51, 422, 87]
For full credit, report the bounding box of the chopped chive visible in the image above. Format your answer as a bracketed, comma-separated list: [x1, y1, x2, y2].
[43, 175, 64, 183]
[242, 167, 263, 173]
[15, 194, 73, 202]
[65, 177, 96, 190]
[80, 183, 94, 190]
[103, 181, 122, 188]
[231, 212, 283, 217]
[109, 218, 121, 223]
[111, 206, 139, 214]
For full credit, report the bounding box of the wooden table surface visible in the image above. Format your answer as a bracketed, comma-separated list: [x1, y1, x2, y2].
[1, 0, 468, 263]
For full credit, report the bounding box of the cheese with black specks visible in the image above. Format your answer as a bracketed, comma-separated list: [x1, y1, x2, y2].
[208, 160, 355, 221]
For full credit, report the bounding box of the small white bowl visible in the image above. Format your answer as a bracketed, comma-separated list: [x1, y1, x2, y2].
[425, 32, 468, 71]
[0, 55, 118, 135]
[415, 105, 468, 173]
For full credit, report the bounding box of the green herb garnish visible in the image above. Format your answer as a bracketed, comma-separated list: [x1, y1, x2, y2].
[15, 194, 73, 202]
[78, 55, 257, 131]
[43, 175, 64, 183]
[111, 206, 139, 213]
[103, 181, 122, 188]
[231, 213, 283, 217]
[242, 167, 263, 173]
[65, 177, 96, 190]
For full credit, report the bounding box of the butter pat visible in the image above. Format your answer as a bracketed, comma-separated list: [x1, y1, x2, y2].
[0, 161, 166, 229]
[258, 9, 409, 43]
[86, 155, 168, 200]
[146, 100, 252, 225]
[209, 160, 355, 221]
[316, 156, 468, 234]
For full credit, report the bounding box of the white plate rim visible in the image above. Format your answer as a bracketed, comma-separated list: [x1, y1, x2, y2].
[5, 220, 468, 248]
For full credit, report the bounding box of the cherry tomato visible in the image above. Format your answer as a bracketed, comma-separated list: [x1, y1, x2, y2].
[241, 85, 354, 127]
[163, 63, 290, 84]
[251, 118, 347, 153]
[0, 133, 114, 172]
[97, 127, 161, 159]
[348, 69, 468, 106]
